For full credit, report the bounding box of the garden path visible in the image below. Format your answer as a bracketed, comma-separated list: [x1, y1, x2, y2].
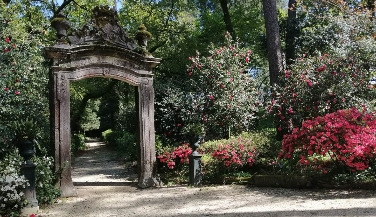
[38, 140, 376, 217]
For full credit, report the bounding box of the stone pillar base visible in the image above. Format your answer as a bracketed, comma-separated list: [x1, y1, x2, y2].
[21, 205, 39, 217]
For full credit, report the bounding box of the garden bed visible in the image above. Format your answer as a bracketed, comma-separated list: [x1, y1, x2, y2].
[250, 175, 313, 188]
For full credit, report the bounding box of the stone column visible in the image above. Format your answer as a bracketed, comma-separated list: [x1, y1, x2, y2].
[137, 78, 157, 188]
[53, 72, 77, 197]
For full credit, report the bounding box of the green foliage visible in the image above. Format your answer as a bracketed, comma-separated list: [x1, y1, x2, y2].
[0, 0, 50, 156]
[156, 130, 278, 184]
[33, 155, 61, 205]
[102, 129, 137, 161]
[296, 0, 376, 65]
[71, 133, 86, 155]
[268, 54, 375, 133]
[186, 34, 260, 139]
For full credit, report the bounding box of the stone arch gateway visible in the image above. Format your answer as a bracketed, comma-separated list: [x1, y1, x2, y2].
[44, 7, 160, 197]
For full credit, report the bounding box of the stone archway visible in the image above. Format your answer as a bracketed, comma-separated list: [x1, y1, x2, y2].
[44, 6, 160, 197]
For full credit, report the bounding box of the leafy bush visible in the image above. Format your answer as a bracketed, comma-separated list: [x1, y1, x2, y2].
[71, 133, 86, 155]
[33, 155, 61, 205]
[268, 54, 375, 133]
[0, 2, 50, 146]
[155, 34, 261, 143]
[102, 129, 137, 161]
[280, 108, 376, 174]
[0, 150, 28, 217]
[157, 143, 192, 170]
[156, 131, 277, 183]
[186, 33, 260, 139]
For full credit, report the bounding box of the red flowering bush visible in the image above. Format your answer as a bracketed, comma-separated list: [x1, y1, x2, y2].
[280, 108, 376, 172]
[157, 143, 192, 169]
[268, 54, 375, 134]
[211, 138, 257, 168]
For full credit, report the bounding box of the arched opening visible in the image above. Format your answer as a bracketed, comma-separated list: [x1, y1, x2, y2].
[45, 6, 160, 197]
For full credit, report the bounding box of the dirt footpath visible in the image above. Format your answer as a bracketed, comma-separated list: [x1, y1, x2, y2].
[38, 142, 376, 217]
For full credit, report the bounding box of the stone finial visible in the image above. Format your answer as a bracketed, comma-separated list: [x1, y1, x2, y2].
[92, 5, 118, 27]
[51, 13, 70, 43]
[135, 24, 152, 49]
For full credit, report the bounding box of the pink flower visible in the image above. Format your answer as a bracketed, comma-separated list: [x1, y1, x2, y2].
[317, 65, 327, 72]
[306, 79, 313, 87]
[245, 57, 249, 63]
[15, 90, 20, 95]
[5, 37, 11, 43]
[285, 70, 290, 78]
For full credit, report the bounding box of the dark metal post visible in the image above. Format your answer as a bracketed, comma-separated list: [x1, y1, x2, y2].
[189, 136, 203, 186]
[18, 140, 39, 214]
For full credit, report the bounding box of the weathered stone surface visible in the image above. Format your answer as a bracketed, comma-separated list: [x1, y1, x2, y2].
[45, 6, 160, 197]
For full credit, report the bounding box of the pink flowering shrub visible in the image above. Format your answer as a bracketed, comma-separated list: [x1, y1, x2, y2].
[280, 108, 376, 172]
[157, 134, 259, 181]
[211, 137, 257, 168]
[186, 33, 260, 139]
[268, 54, 375, 133]
[157, 143, 192, 169]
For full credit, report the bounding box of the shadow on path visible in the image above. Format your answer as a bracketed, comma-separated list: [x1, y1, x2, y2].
[71, 140, 138, 184]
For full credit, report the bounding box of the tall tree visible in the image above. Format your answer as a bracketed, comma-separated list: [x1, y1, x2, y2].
[285, 0, 297, 66]
[263, 0, 283, 85]
[219, 0, 236, 38]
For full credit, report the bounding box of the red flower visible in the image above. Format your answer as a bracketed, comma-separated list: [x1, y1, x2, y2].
[4, 47, 11, 53]
[317, 65, 327, 72]
[5, 37, 11, 43]
[305, 79, 313, 87]
[15, 91, 20, 95]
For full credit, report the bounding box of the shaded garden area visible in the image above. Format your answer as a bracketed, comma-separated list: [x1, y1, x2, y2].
[1, 0, 376, 216]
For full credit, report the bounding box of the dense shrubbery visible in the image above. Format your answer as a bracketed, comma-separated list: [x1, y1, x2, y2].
[155, 34, 261, 142]
[0, 2, 59, 214]
[268, 54, 375, 134]
[0, 150, 28, 217]
[71, 133, 86, 155]
[156, 130, 278, 184]
[34, 155, 61, 204]
[280, 108, 376, 173]
[102, 129, 137, 161]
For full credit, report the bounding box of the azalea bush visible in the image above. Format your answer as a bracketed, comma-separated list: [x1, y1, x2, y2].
[279, 108, 376, 174]
[268, 54, 375, 134]
[156, 133, 262, 183]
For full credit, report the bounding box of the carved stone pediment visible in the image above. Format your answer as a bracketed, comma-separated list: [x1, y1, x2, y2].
[68, 6, 137, 50]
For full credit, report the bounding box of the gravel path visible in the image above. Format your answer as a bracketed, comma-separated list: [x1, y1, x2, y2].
[38, 141, 376, 217]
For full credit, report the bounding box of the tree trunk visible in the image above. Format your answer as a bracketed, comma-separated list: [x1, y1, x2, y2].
[285, 0, 297, 67]
[263, 0, 283, 85]
[219, 0, 236, 39]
